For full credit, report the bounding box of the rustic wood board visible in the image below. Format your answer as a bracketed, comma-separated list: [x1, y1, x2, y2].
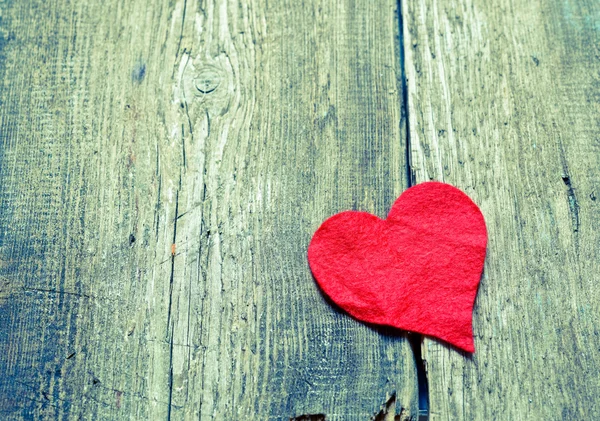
[402, 0, 600, 418]
[0, 0, 417, 420]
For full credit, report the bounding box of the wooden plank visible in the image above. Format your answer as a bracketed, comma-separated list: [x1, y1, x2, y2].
[401, 0, 600, 418]
[0, 0, 418, 419]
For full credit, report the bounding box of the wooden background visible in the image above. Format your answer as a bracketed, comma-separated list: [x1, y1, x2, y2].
[0, 0, 598, 420]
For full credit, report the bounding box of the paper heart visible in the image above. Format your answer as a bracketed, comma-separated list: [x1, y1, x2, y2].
[307, 182, 487, 352]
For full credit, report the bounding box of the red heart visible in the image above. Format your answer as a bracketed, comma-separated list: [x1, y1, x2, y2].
[307, 182, 487, 352]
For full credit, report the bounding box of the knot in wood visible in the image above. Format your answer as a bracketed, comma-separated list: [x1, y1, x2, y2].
[194, 67, 222, 94]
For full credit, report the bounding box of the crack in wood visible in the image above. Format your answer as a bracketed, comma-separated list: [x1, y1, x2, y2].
[557, 136, 580, 235]
[290, 414, 326, 421]
[167, 188, 180, 421]
[398, 0, 429, 418]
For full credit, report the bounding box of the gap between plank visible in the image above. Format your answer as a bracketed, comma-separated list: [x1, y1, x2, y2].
[397, 1, 430, 419]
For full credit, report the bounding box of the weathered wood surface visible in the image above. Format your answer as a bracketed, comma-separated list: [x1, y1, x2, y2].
[3, 0, 600, 419]
[402, 0, 600, 419]
[0, 0, 418, 420]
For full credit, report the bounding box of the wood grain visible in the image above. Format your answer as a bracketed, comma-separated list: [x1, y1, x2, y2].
[401, 0, 600, 418]
[0, 0, 417, 420]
